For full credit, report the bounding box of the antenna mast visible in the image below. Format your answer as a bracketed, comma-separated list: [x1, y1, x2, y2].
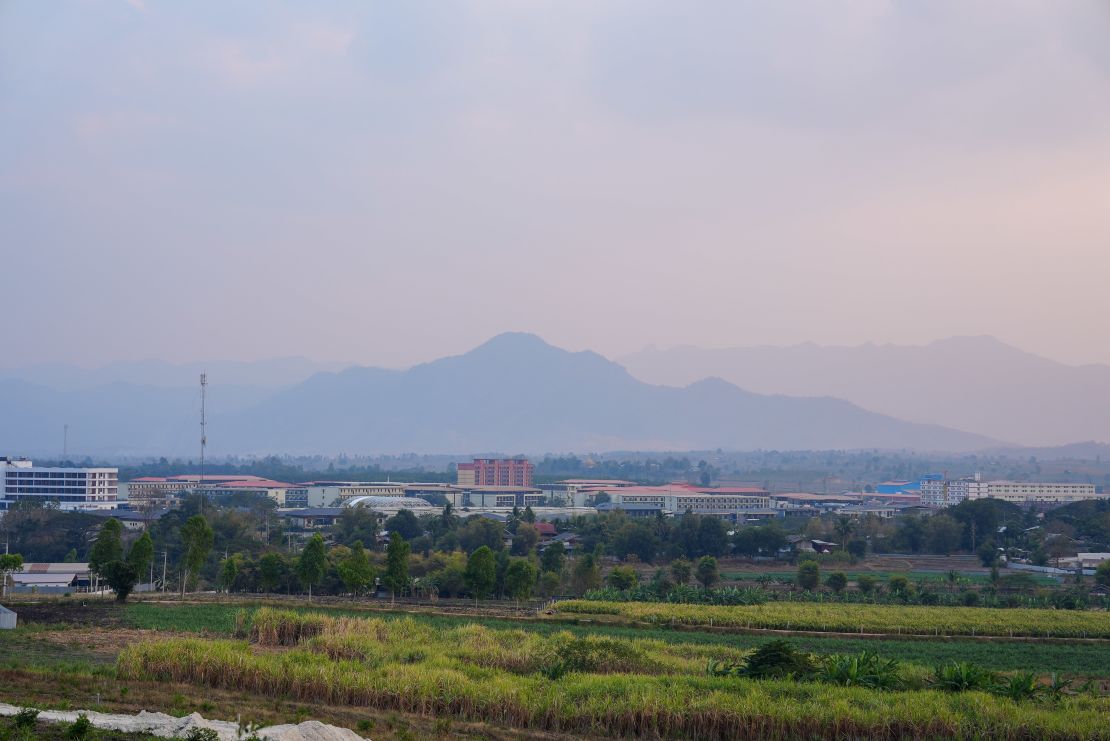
[199, 373, 208, 489]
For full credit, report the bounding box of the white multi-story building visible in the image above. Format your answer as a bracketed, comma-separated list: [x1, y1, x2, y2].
[0, 457, 119, 512]
[921, 474, 1100, 508]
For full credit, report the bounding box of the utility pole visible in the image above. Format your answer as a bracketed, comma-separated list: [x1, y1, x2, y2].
[199, 373, 208, 490]
[161, 550, 168, 594]
[63, 424, 68, 459]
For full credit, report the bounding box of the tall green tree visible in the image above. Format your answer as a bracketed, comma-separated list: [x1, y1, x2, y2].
[258, 552, 287, 593]
[695, 556, 719, 589]
[540, 542, 565, 574]
[127, 531, 155, 578]
[338, 540, 375, 596]
[504, 558, 537, 602]
[103, 560, 139, 602]
[89, 518, 124, 589]
[297, 533, 327, 599]
[219, 556, 240, 593]
[571, 552, 602, 595]
[511, 523, 540, 556]
[382, 532, 411, 602]
[464, 546, 496, 601]
[179, 515, 214, 597]
[0, 553, 23, 598]
[670, 558, 692, 585]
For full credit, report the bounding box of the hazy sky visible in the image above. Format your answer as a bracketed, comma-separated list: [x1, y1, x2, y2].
[3, 1, 1110, 369]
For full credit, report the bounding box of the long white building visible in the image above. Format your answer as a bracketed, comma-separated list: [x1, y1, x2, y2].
[1, 457, 119, 512]
[921, 475, 1100, 508]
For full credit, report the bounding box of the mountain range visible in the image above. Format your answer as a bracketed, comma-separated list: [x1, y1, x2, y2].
[0, 333, 996, 456]
[619, 336, 1110, 447]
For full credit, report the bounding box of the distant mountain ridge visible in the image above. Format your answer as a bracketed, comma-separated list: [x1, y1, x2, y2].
[0, 333, 997, 456]
[618, 336, 1110, 446]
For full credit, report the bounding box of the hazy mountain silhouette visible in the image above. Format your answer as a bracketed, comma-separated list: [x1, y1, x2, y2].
[619, 336, 1110, 446]
[0, 333, 998, 456]
[215, 333, 995, 454]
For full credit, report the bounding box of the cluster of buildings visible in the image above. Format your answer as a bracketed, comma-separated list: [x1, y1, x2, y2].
[4, 454, 1107, 523]
[917, 475, 1099, 509]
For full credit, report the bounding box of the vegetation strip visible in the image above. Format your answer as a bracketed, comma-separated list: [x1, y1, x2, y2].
[114, 608, 1110, 740]
[554, 599, 1110, 638]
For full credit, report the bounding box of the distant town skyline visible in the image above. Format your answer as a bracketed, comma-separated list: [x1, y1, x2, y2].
[3, 2, 1109, 368]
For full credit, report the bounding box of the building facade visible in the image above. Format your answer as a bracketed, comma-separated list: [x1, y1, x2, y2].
[456, 458, 534, 487]
[920, 475, 1101, 508]
[1, 457, 118, 512]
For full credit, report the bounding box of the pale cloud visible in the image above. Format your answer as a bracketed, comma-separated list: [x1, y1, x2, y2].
[195, 20, 355, 88]
[2, 0, 1110, 369]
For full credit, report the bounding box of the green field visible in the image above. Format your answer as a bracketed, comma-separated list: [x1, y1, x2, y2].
[119, 602, 1110, 676]
[555, 599, 1110, 638]
[3, 600, 1109, 739]
[116, 606, 1110, 740]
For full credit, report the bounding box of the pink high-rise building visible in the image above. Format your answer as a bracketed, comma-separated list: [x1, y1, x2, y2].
[456, 458, 534, 487]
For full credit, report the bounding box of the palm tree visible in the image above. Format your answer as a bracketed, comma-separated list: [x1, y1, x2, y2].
[833, 516, 855, 550]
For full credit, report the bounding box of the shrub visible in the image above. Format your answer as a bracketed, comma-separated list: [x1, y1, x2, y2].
[825, 572, 848, 594]
[797, 561, 820, 591]
[13, 708, 39, 730]
[856, 575, 877, 594]
[996, 672, 1043, 702]
[816, 652, 903, 690]
[741, 640, 815, 680]
[184, 730, 220, 741]
[606, 565, 638, 591]
[931, 662, 998, 692]
[66, 714, 92, 741]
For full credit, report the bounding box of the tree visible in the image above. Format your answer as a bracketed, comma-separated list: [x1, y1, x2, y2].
[670, 558, 692, 585]
[538, 570, 561, 599]
[504, 558, 537, 602]
[384, 509, 423, 541]
[695, 518, 729, 557]
[127, 531, 154, 578]
[219, 556, 239, 593]
[825, 571, 848, 594]
[846, 538, 868, 559]
[102, 560, 139, 602]
[570, 552, 602, 595]
[458, 517, 504, 553]
[337, 540, 375, 596]
[297, 533, 327, 599]
[1095, 561, 1110, 588]
[695, 556, 719, 589]
[464, 546, 496, 601]
[0, 553, 23, 598]
[522, 506, 536, 524]
[833, 517, 855, 550]
[511, 523, 540, 556]
[797, 560, 820, 591]
[925, 515, 963, 556]
[540, 542, 565, 574]
[89, 518, 124, 589]
[376, 532, 406, 601]
[611, 520, 660, 563]
[856, 574, 877, 595]
[179, 515, 214, 597]
[258, 552, 287, 593]
[607, 565, 638, 590]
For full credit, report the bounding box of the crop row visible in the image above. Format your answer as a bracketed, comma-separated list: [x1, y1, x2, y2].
[112, 608, 1110, 740]
[553, 600, 1110, 638]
